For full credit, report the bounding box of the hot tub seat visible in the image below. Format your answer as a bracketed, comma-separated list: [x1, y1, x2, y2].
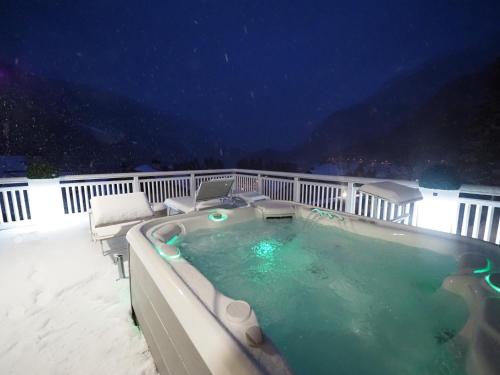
[253, 200, 295, 218]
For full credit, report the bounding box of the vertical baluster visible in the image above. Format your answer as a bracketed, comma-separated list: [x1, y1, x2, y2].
[363, 194, 369, 216]
[389, 203, 395, 221]
[0, 192, 5, 224]
[85, 186, 91, 211]
[10, 190, 20, 221]
[495, 212, 500, 245]
[160, 180, 165, 201]
[78, 186, 86, 212]
[75, 186, 84, 212]
[320, 185, 324, 208]
[2, 191, 12, 222]
[70, 186, 78, 213]
[410, 202, 417, 226]
[483, 206, 493, 242]
[472, 205, 482, 239]
[19, 189, 28, 220]
[461, 203, 471, 236]
[334, 188, 339, 211]
[370, 195, 375, 218]
[383, 201, 388, 220]
[357, 192, 363, 215]
[60, 186, 68, 214]
[403, 203, 410, 225]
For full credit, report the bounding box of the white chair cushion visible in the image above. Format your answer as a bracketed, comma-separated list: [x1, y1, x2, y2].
[91, 192, 153, 228]
[92, 220, 143, 240]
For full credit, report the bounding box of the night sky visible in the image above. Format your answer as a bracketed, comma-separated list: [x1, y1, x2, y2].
[1, 0, 500, 150]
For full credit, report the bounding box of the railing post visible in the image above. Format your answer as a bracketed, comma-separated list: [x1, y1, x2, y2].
[189, 173, 196, 198]
[257, 174, 263, 194]
[132, 176, 140, 192]
[416, 188, 460, 234]
[345, 182, 356, 214]
[293, 177, 300, 202]
[28, 178, 66, 224]
[231, 171, 237, 192]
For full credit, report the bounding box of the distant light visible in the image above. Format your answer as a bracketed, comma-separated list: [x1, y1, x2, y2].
[341, 191, 347, 198]
[473, 258, 492, 274]
[208, 212, 228, 222]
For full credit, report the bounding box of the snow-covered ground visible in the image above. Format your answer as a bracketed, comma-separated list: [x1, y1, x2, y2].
[0, 221, 157, 375]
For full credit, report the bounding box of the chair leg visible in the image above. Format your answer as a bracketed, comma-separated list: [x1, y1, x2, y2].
[99, 239, 106, 256]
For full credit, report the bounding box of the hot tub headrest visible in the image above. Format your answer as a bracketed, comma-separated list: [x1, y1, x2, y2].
[153, 224, 182, 243]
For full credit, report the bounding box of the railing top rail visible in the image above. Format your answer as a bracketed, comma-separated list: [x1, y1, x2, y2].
[458, 197, 500, 206]
[1, 169, 499, 195]
[459, 184, 500, 196]
[58, 169, 232, 181]
[231, 168, 418, 186]
[0, 177, 29, 184]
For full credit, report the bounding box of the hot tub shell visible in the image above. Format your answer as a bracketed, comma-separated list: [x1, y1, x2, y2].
[126, 204, 500, 375]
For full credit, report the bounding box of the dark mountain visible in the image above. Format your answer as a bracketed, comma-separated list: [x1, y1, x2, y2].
[346, 58, 500, 184]
[0, 62, 220, 174]
[297, 47, 500, 164]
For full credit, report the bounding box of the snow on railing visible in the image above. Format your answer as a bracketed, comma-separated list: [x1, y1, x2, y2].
[1, 169, 499, 246]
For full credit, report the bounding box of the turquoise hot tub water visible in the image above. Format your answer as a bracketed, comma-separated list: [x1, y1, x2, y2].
[175, 218, 468, 375]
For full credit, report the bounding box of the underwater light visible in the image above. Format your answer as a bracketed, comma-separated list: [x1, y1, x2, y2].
[166, 235, 179, 245]
[208, 212, 228, 222]
[252, 239, 282, 259]
[473, 258, 492, 274]
[485, 273, 500, 293]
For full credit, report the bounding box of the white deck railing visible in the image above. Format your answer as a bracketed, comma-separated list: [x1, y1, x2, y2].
[1, 169, 499, 246]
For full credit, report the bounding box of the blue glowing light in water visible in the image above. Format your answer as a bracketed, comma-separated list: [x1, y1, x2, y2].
[252, 239, 282, 259]
[166, 235, 179, 245]
[208, 212, 228, 222]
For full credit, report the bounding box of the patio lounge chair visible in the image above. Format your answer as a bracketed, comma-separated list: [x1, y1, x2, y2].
[358, 181, 422, 223]
[89, 192, 153, 255]
[164, 178, 235, 214]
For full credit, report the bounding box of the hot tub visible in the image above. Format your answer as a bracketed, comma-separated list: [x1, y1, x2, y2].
[126, 204, 500, 375]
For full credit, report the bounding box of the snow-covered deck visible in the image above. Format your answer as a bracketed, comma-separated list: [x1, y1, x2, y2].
[0, 219, 157, 375]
